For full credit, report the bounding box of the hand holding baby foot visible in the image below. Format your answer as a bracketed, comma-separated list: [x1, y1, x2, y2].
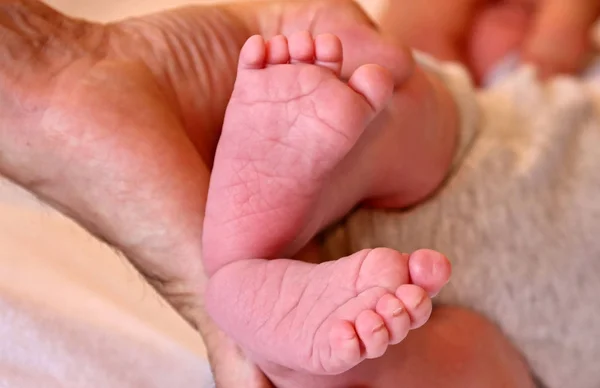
[203, 32, 451, 379]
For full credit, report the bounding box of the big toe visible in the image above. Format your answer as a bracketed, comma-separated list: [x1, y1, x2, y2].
[408, 249, 452, 297]
[348, 64, 394, 114]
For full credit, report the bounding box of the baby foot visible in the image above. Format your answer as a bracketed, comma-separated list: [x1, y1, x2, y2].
[206, 248, 450, 374]
[204, 31, 394, 271]
[203, 32, 452, 374]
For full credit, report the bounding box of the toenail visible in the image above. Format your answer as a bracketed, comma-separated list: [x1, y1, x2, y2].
[411, 293, 427, 309]
[392, 307, 405, 317]
[372, 322, 386, 333]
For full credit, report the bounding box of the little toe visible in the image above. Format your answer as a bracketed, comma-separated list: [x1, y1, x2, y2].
[266, 35, 290, 65]
[408, 249, 452, 297]
[348, 64, 394, 114]
[314, 33, 343, 75]
[375, 293, 411, 345]
[355, 310, 390, 359]
[239, 35, 267, 69]
[289, 31, 316, 63]
[329, 320, 362, 369]
[395, 284, 433, 330]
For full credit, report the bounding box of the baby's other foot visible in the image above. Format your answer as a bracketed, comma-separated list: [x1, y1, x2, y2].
[206, 248, 451, 374]
[203, 31, 394, 273]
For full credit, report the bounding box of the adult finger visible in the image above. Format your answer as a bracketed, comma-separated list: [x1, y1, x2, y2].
[521, 0, 600, 77]
[467, 1, 531, 83]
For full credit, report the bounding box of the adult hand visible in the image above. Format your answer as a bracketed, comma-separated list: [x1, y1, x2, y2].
[521, 0, 600, 77]
[380, 0, 600, 82]
[0, 0, 408, 385]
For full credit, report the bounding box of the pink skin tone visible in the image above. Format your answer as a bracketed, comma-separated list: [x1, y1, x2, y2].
[203, 31, 452, 380]
[2, 1, 590, 386]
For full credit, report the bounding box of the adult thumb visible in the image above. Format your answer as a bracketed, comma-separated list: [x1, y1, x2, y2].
[522, 0, 600, 78]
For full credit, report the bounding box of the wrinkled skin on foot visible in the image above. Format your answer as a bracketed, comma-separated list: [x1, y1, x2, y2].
[204, 31, 397, 272]
[203, 32, 453, 384]
[0, 0, 416, 386]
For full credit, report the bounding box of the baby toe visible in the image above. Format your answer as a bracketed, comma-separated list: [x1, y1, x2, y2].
[395, 284, 433, 330]
[289, 31, 315, 63]
[266, 35, 290, 65]
[375, 293, 411, 345]
[408, 249, 452, 297]
[314, 33, 343, 75]
[355, 309, 390, 359]
[348, 64, 394, 114]
[329, 319, 362, 371]
[239, 35, 267, 69]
